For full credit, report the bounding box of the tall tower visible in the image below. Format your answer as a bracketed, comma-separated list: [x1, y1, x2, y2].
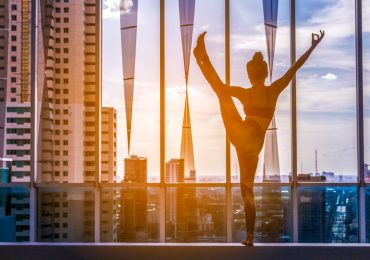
[263, 116, 280, 181]
[165, 159, 184, 241]
[179, 0, 196, 181]
[180, 94, 195, 181]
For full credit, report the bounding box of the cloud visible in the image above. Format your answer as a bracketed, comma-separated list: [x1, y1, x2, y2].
[103, 0, 120, 19]
[321, 73, 337, 80]
[166, 85, 202, 97]
[120, 0, 134, 14]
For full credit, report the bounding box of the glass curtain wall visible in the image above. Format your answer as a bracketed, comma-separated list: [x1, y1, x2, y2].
[1, 0, 370, 243]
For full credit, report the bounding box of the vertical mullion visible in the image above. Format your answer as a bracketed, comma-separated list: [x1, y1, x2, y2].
[94, 0, 102, 243]
[289, 0, 298, 243]
[159, 0, 166, 243]
[355, 0, 366, 243]
[225, 0, 232, 243]
[30, 0, 37, 243]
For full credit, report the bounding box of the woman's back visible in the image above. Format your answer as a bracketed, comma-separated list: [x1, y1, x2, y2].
[240, 86, 277, 130]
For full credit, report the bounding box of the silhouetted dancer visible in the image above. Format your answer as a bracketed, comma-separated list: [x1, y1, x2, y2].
[193, 30, 324, 246]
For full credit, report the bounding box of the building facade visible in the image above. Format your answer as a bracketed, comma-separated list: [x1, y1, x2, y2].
[36, 0, 101, 242]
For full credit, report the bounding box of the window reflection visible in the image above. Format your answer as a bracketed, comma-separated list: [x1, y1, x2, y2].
[232, 186, 291, 243]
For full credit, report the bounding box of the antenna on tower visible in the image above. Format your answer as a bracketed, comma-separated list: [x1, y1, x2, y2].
[315, 149, 318, 175]
[300, 162, 303, 174]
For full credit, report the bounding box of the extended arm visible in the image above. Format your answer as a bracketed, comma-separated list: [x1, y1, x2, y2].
[272, 30, 325, 95]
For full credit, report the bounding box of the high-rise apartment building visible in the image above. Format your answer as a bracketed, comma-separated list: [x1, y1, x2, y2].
[36, 0, 101, 242]
[0, 0, 32, 242]
[37, 0, 101, 183]
[0, 0, 32, 183]
[101, 107, 116, 183]
[101, 107, 118, 242]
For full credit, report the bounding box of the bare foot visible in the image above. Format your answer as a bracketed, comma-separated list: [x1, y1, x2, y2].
[241, 233, 254, 246]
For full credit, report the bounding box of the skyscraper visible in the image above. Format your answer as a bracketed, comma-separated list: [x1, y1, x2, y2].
[0, 0, 32, 242]
[180, 95, 196, 182]
[120, 155, 148, 241]
[101, 107, 117, 183]
[165, 159, 185, 241]
[37, 0, 101, 184]
[0, 0, 32, 183]
[37, 0, 101, 242]
[101, 107, 118, 242]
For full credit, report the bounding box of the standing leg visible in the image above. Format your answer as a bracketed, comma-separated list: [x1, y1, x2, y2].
[237, 149, 259, 246]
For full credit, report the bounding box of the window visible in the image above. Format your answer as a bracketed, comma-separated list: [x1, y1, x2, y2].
[2, 0, 369, 245]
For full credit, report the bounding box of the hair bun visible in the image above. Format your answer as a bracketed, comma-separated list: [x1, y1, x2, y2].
[252, 52, 264, 62]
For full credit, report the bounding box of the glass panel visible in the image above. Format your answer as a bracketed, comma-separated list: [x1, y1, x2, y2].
[166, 187, 226, 242]
[0, 187, 30, 242]
[165, 0, 226, 183]
[37, 187, 95, 242]
[296, 0, 357, 182]
[232, 186, 291, 242]
[230, 0, 291, 183]
[101, 187, 160, 242]
[103, 0, 160, 183]
[298, 186, 358, 243]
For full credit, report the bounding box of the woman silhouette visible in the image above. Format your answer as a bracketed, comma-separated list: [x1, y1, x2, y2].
[193, 30, 325, 246]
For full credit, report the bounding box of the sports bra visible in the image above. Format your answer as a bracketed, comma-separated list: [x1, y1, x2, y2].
[243, 105, 275, 119]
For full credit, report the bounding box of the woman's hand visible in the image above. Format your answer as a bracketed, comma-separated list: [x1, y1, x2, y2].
[311, 30, 325, 48]
[193, 31, 207, 61]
